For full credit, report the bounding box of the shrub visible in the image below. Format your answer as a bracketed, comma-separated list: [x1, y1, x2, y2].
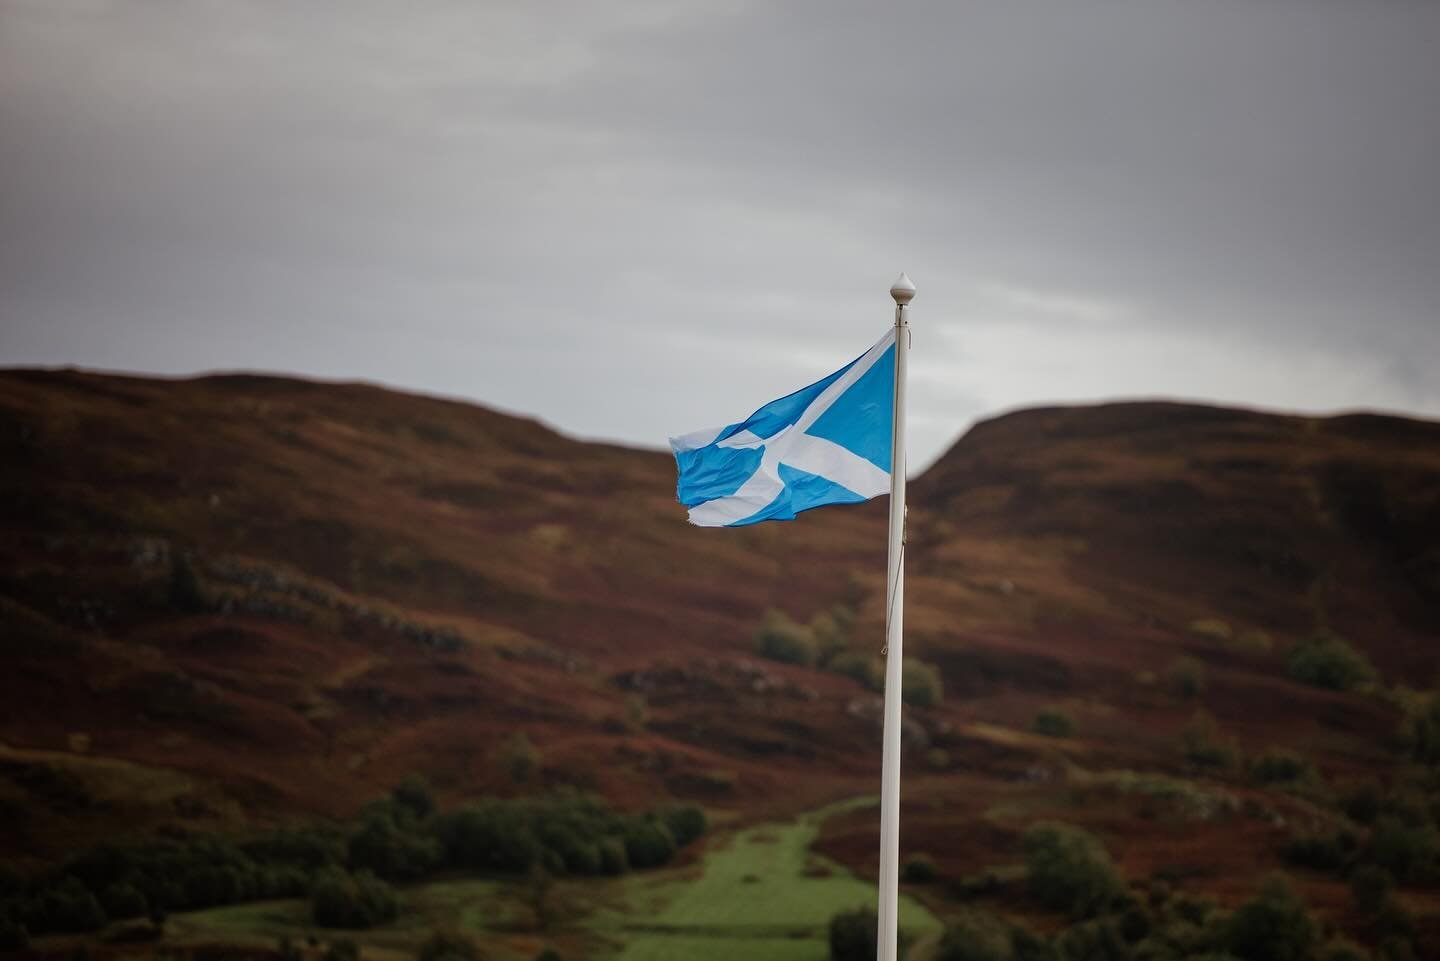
[754, 610, 818, 667]
[829, 906, 877, 961]
[1167, 657, 1207, 700]
[0, 918, 29, 951]
[1286, 632, 1375, 691]
[26, 877, 107, 934]
[168, 552, 208, 612]
[902, 853, 938, 884]
[535, 950, 563, 961]
[661, 805, 707, 848]
[902, 658, 944, 708]
[811, 610, 850, 665]
[417, 929, 483, 961]
[1223, 875, 1317, 961]
[830, 651, 884, 692]
[621, 820, 676, 869]
[1350, 865, 1393, 916]
[1250, 749, 1316, 786]
[323, 939, 361, 961]
[1397, 693, 1440, 765]
[502, 732, 541, 785]
[936, 908, 1015, 961]
[310, 868, 399, 929]
[393, 774, 436, 819]
[1033, 707, 1075, 739]
[1022, 822, 1124, 918]
[1180, 711, 1238, 770]
[1054, 917, 1128, 961]
[1189, 619, 1232, 643]
[1320, 940, 1372, 961]
[1366, 818, 1440, 884]
[597, 837, 629, 875]
[348, 813, 441, 881]
[101, 882, 148, 920]
[1341, 781, 1383, 825]
[1283, 829, 1356, 872]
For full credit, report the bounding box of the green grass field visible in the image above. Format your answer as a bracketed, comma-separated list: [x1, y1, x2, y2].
[156, 797, 939, 961]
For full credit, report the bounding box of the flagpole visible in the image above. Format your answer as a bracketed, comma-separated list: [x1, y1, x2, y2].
[877, 272, 913, 961]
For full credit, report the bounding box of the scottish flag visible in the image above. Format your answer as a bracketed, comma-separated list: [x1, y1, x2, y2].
[670, 329, 896, 527]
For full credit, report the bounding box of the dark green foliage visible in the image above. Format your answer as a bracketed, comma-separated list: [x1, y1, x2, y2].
[1320, 940, 1372, 961]
[622, 819, 677, 869]
[310, 868, 399, 929]
[1341, 781, 1383, 824]
[1033, 707, 1075, 738]
[0, 918, 29, 951]
[1283, 827, 1356, 872]
[1054, 918, 1129, 961]
[101, 882, 147, 920]
[1350, 865, 1394, 916]
[1286, 632, 1375, 691]
[598, 837, 629, 875]
[829, 651, 884, 692]
[902, 853, 938, 884]
[393, 774, 437, 820]
[829, 906, 877, 961]
[1398, 693, 1440, 764]
[348, 812, 441, 881]
[278, 936, 304, 961]
[1249, 749, 1316, 785]
[502, 732, 541, 785]
[535, 950, 563, 961]
[244, 824, 348, 870]
[1181, 711, 1239, 770]
[1366, 818, 1440, 884]
[902, 657, 944, 707]
[754, 610, 818, 667]
[1167, 656, 1206, 699]
[323, 938, 361, 961]
[661, 805, 707, 848]
[1023, 822, 1124, 918]
[417, 929, 483, 961]
[1223, 875, 1317, 961]
[26, 877, 106, 934]
[433, 802, 541, 873]
[937, 908, 1016, 961]
[168, 551, 208, 612]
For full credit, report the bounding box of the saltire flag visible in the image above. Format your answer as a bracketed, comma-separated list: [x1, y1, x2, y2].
[670, 329, 896, 527]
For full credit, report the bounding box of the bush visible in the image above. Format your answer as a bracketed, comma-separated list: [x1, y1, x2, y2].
[349, 813, 441, 881]
[1022, 822, 1124, 918]
[535, 950, 563, 961]
[661, 805, 707, 848]
[1320, 940, 1372, 961]
[1287, 632, 1375, 691]
[1398, 693, 1440, 765]
[936, 908, 1016, 961]
[1054, 918, 1128, 961]
[754, 610, 818, 667]
[323, 939, 361, 961]
[829, 651, 884, 692]
[1283, 829, 1356, 872]
[0, 919, 29, 951]
[502, 732, 541, 785]
[1180, 711, 1238, 770]
[1350, 865, 1393, 916]
[417, 929, 483, 961]
[310, 868, 399, 929]
[101, 882, 148, 920]
[26, 877, 107, 934]
[168, 552, 208, 612]
[1033, 707, 1075, 739]
[1250, 749, 1316, 786]
[393, 774, 436, 819]
[1366, 818, 1440, 884]
[1167, 657, 1207, 699]
[622, 820, 677, 869]
[1223, 875, 1317, 961]
[829, 906, 877, 961]
[902, 853, 938, 884]
[902, 658, 944, 708]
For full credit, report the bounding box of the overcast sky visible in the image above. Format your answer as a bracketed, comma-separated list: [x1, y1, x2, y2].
[2, 0, 1437, 468]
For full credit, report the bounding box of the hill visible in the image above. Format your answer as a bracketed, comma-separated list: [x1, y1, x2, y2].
[2, 370, 1439, 955]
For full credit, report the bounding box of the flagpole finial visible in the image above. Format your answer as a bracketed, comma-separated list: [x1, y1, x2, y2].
[890, 273, 916, 306]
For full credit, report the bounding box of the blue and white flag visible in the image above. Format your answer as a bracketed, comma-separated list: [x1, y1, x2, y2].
[670, 329, 896, 527]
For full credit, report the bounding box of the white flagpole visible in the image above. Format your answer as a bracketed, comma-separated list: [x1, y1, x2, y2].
[876, 272, 914, 961]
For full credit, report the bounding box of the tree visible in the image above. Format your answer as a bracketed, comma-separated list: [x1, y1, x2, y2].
[902, 658, 943, 708]
[902, 853, 938, 884]
[1166, 656, 1206, 699]
[829, 906, 877, 961]
[754, 610, 818, 667]
[1022, 822, 1123, 919]
[936, 908, 1016, 961]
[1033, 707, 1075, 738]
[393, 774, 436, 820]
[1224, 875, 1317, 961]
[310, 868, 399, 929]
[1286, 632, 1375, 691]
[168, 551, 207, 612]
[417, 929, 483, 961]
[502, 733, 541, 785]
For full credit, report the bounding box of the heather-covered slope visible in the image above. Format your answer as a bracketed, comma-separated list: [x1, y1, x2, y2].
[3, 370, 1440, 953]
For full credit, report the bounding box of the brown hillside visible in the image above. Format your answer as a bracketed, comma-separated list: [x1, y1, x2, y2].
[2, 371, 1439, 946]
